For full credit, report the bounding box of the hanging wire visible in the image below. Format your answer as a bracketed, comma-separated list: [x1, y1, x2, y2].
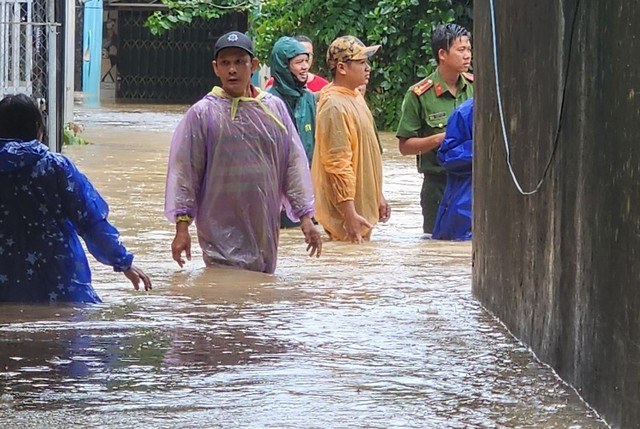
[489, 0, 582, 195]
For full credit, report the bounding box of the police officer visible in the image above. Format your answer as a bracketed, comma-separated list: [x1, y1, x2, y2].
[396, 24, 473, 235]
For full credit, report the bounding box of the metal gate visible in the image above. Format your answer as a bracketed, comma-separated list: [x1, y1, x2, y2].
[116, 9, 247, 103]
[0, 0, 58, 149]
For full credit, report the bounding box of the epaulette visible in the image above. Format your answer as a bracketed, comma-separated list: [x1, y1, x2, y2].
[462, 72, 474, 83]
[412, 79, 434, 96]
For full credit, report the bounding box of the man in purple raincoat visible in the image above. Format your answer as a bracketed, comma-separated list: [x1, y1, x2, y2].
[164, 31, 322, 273]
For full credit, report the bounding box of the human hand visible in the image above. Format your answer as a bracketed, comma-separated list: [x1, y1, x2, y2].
[123, 265, 152, 291]
[379, 195, 391, 223]
[300, 216, 322, 257]
[343, 212, 372, 244]
[171, 226, 191, 267]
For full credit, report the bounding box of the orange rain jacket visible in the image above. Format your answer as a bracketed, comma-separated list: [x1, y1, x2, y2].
[311, 85, 383, 240]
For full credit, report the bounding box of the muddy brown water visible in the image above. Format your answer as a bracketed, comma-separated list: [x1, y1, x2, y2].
[0, 103, 608, 428]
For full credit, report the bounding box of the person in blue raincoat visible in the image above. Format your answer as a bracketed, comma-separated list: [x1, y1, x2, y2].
[432, 98, 474, 240]
[0, 93, 152, 303]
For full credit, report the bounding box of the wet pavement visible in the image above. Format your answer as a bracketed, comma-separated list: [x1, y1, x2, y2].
[0, 103, 608, 428]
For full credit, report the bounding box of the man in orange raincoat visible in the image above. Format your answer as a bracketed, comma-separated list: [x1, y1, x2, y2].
[312, 36, 391, 243]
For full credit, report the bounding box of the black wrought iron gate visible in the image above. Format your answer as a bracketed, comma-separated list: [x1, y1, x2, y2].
[116, 10, 247, 104]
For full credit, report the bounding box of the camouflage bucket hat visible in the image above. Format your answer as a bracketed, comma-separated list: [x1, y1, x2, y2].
[326, 36, 381, 69]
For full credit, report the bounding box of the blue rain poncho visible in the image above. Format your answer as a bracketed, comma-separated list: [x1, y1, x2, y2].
[432, 98, 474, 240]
[164, 87, 315, 274]
[0, 139, 134, 303]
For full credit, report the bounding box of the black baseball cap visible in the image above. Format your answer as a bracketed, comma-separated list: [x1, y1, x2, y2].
[214, 31, 254, 59]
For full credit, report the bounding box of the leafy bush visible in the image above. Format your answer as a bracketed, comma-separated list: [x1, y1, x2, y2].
[145, 0, 248, 35]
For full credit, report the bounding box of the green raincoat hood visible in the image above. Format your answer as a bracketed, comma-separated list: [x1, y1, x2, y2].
[267, 37, 317, 164]
[269, 36, 309, 98]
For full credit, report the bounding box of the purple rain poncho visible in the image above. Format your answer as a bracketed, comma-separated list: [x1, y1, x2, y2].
[164, 87, 315, 273]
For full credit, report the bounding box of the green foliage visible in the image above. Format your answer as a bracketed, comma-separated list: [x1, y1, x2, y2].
[63, 123, 89, 146]
[145, 0, 258, 35]
[252, 0, 473, 129]
[145, 0, 473, 130]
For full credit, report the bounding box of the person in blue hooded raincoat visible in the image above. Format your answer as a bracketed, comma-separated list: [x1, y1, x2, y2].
[0, 93, 152, 303]
[432, 98, 474, 240]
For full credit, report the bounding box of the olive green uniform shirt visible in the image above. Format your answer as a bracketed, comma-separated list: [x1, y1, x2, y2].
[396, 69, 474, 175]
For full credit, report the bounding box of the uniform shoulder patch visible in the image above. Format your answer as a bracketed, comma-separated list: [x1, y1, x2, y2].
[412, 79, 434, 96]
[462, 72, 474, 82]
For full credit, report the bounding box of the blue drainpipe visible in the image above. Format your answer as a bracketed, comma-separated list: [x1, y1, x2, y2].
[82, 0, 103, 106]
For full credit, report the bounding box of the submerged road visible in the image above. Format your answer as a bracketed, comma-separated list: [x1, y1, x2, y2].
[0, 103, 607, 428]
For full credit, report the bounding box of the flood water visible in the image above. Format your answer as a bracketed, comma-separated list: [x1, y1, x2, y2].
[0, 103, 608, 428]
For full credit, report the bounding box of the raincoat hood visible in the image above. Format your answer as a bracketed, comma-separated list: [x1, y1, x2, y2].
[0, 139, 48, 173]
[269, 37, 309, 98]
[208, 86, 286, 131]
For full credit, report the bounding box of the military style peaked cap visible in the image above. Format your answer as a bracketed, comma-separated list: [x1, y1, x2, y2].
[326, 36, 380, 69]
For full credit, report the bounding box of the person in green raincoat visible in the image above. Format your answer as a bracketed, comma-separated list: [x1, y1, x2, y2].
[268, 36, 318, 227]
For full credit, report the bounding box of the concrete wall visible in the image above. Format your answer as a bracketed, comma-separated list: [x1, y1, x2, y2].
[473, 1, 640, 427]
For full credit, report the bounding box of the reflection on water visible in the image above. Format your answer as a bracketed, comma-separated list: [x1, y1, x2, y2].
[0, 104, 607, 428]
